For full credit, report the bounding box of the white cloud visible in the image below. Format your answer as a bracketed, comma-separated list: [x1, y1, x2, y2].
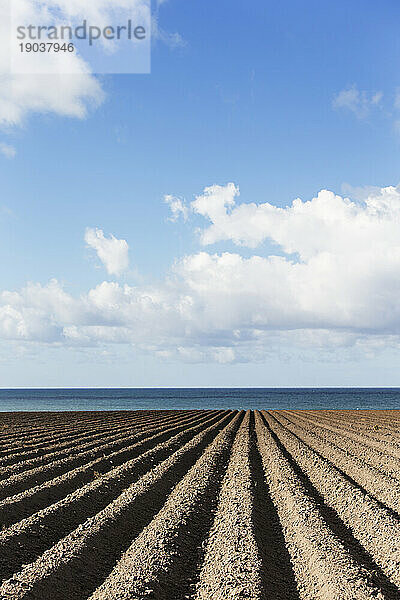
[164, 194, 189, 222]
[333, 86, 382, 119]
[0, 1, 107, 127]
[85, 228, 130, 276]
[191, 183, 400, 257]
[191, 183, 240, 243]
[0, 0, 150, 128]
[0, 143, 16, 158]
[3, 184, 400, 363]
[0, 0, 180, 130]
[0, 73, 104, 128]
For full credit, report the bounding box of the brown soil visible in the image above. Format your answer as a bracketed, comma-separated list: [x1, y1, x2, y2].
[0, 409, 399, 599]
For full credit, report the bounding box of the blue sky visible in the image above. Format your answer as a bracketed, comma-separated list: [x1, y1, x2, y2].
[1, 0, 400, 387]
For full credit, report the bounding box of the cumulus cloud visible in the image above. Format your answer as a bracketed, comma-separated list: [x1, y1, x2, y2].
[0, 0, 185, 135]
[0, 73, 104, 128]
[3, 183, 400, 363]
[85, 228, 129, 276]
[0, 143, 16, 158]
[0, 1, 107, 127]
[0, 0, 183, 129]
[192, 183, 240, 243]
[333, 86, 382, 119]
[0, 0, 150, 128]
[164, 194, 189, 222]
[191, 183, 400, 256]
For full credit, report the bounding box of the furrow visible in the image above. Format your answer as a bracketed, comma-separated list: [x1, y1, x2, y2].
[0, 411, 185, 455]
[0, 413, 207, 499]
[248, 412, 300, 600]
[0, 411, 222, 528]
[281, 410, 400, 480]
[0, 411, 237, 598]
[284, 410, 400, 459]
[287, 410, 400, 446]
[254, 411, 385, 600]
[0, 412, 226, 583]
[0, 411, 176, 449]
[0, 411, 204, 478]
[88, 411, 243, 600]
[194, 411, 263, 600]
[262, 411, 400, 594]
[0, 413, 134, 445]
[0, 412, 182, 465]
[272, 411, 400, 516]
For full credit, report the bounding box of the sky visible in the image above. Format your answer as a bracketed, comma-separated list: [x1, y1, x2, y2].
[1, 0, 400, 387]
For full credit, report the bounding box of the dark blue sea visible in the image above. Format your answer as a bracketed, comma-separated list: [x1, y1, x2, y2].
[0, 388, 400, 412]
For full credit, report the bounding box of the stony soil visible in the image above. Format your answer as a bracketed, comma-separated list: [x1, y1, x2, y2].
[0, 409, 399, 599]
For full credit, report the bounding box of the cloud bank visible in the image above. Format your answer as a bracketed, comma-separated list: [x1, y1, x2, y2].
[3, 184, 400, 363]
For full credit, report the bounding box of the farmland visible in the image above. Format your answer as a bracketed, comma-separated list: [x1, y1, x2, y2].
[0, 408, 399, 599]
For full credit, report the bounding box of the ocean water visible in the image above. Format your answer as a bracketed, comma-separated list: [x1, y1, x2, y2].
[0, 388, 400, 412]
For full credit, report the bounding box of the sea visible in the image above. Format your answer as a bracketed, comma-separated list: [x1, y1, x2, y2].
[0, 388, 400, 412]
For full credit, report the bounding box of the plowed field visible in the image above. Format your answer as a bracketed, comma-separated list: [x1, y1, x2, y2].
[0, 409, 399, 599]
